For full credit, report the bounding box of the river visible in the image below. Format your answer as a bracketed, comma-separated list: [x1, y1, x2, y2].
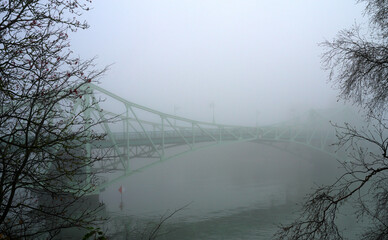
[98, 142, 361, 239]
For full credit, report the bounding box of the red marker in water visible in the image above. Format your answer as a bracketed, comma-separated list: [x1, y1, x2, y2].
[119, 185, 124, 210]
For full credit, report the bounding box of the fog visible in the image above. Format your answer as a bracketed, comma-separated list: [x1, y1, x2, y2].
[71, 0, 365, 125]
[69, 1, 369, 239]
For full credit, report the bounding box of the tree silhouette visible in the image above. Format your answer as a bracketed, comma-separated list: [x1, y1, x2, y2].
[275, 1, 388, 239]
[0, 1, 108, 239]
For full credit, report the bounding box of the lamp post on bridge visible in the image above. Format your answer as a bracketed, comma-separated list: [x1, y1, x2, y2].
[174, 105, 179, 126]
[256, 110, 260, 128]
[210, 102, 215, 124]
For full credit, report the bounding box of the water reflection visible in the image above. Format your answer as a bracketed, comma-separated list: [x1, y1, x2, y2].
[99, 142, 340, 239]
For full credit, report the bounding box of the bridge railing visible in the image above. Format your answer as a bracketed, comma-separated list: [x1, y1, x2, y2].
[107, 128, 258, 142]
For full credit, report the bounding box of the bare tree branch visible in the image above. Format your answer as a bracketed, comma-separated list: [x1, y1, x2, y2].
[276, 1, 388, 239]
[0, 1, 111, 239]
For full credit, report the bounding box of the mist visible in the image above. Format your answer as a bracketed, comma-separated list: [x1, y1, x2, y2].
[70, 0, 366, 125]
[71, 0, 368, 239]
[2, 0, 382, 239]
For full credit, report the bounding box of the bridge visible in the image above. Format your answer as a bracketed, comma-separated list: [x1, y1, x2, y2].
[75, 84, 346, 193]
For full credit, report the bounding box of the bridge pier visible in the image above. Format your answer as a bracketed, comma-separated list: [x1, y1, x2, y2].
[33, 147, 106, 239]
[34, 192, 105, 239]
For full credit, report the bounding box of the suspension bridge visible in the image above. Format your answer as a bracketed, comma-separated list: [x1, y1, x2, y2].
[77, 84, 347, 193]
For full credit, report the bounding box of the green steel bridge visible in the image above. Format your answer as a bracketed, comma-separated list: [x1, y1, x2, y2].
[78, 84, 346, 193]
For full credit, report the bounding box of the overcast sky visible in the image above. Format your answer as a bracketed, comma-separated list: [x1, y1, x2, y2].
[71, 0, 366, 125]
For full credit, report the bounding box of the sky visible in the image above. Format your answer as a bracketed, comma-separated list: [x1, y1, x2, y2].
[70, 0, 366, 126]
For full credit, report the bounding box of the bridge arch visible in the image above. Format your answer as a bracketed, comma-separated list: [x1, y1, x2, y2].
[75, 84, 346, 193]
